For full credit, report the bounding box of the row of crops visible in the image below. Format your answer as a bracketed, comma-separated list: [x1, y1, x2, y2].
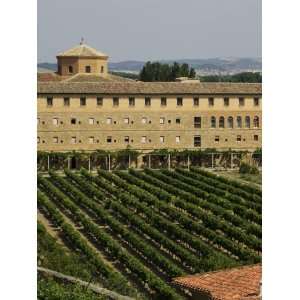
[37, 168, 262, 300]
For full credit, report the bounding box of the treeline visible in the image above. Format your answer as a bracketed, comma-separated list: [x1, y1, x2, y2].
[200, 72, 262, 83]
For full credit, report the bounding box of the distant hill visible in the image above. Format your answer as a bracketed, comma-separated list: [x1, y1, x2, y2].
[38, 57, 261, 75]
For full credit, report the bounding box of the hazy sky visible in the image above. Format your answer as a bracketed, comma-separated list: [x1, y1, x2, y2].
[38, 0, 261, 63]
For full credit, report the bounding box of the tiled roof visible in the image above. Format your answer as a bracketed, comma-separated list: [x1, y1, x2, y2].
[173, 264, 261, 300]
[37, 72, 65, 82]
[57, 44, 108, 58]
[37, 81, 262, 95]
[63, 73, 133, 83]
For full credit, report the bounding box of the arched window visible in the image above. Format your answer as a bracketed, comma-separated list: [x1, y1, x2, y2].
[253, 116, 259, 128]
[228, 116, 234, 128]
[245, 116, 251, 128]
[68, 65, 73, 73]
[237, 116, 242, 128]
[211, 116, 216, 128]
[219, 116, 225, 128]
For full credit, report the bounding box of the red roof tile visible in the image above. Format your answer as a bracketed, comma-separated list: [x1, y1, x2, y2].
[173, 264, 261, 300]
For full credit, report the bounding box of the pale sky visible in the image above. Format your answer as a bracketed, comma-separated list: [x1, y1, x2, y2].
[38, 0, 261, 63]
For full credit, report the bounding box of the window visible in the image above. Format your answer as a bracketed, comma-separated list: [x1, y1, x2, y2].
[141, 136, 147, 143]
[239, 97, 245, 106]
[124, 136, 130, 143]
[228, 116, 234, 128]
[68, 66, 73, 73]
[37, 118, 40, 125]
[176, 118, 181, 124]
[193, 97, 199, 106]
[89, 118, 94, 125]
[107, 136, 112, 143]
[87, 136, 94, 144]
[224, 97, 229, 106]
[237, 135, 242, 142]
[219, 116, 225, 128]
[52, 118, 59, 126]
[194, 136, 201, 147]
[113, 97, 119, 106]
[254, 97, 260, 106]
[211, 116, 216, 128]
[168, 120, 171, 124]
[71, 118, 76, 125]
[145, 97, 151, 106]
[80, 97, 86, 106]
[208, 97, 214, 106]
[253, 116, 260, 128]
[160, 117, 165, 124]
[124, 118, 129, 124]
[161, 97, 167, 106]
[71, 137, 77, 144]
[215, 136, 220, 142]
[194, 117, 201, 128]
[37, 137, 40, 144]
[47, 97, 53, 106]
[101, 66, 104, 73]
[245, 116, 251, 128]
[129, 97, 135, 107]
[106, 118, 112, 124]
[97, 97, 103, 106]
[254, 135, 259, 141]
[176, 136, 181, 143]
[142, 117, 147, 124]
[177, 97, 183, 106]
[237, 116, 242, 128]
[53, 137, 58, 144]
[85, 66, 91, 73]
[160, 136, 165, 143]
[64, 97, 70, 106]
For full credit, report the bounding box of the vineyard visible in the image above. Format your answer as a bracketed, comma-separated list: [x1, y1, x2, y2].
[37, 167, 262, 300]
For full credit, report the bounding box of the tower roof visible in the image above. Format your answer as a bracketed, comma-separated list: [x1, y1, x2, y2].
[57, 43, 108, 58]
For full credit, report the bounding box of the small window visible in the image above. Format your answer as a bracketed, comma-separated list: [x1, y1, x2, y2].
[52, 118, 59, 126]
[176, 118, 181, 124]
[129, 97, 135, 107]
[160, 136, 165, 143]
[239, 97, 245, 106]
[53, 137, 58, 144]
[254, 134, 259, 141]
[124, 117, 129, 124]
[176, 136, 181, 143]
[254, 97, 260, 106]
[168, 119, 171, 124]
[101, 66, 104, 73]
[194, 136, 201, 147]
[106, 118, 112, 124]
[71, 118, 76, 125]
[194, 117, 201, 128]
[145, 97, 151, 106]
[219, 116, 225, 128]
[89, 118, 94, 125]
[215, 136, 220, 142]
[211, 116, 216, 128]
[142, 117, 147, 124]
[113, 97, 119, 106]
[228, 116, 234, 128]
[237, 135, 242, 142]
[37, 137, 40, 144]
[224, 97, 229, 106]
[208, 97, 214, 106]
[71, 137, 77, 144]
[64, 97, 70, 106]
[177, 97, 183, 106]
[85, 66, 91, 73]
[160, 117, 165, 124]
[107, 136, 112, 143]
[97, 97, 103, 106]
[80, 97, 86, 106]
[47, 97, 53, 106]
[89, 137, 94, 144]
[245, 116, 251, 128]
[124, 136, 130, 143]
[68, 66, 73, 73]
[193, 97, 199, 106]
[161, 97, 167, 106]
[141, 136, 147, 143]
[237, 116, 242, 128]
[253, 116, 260, 128]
